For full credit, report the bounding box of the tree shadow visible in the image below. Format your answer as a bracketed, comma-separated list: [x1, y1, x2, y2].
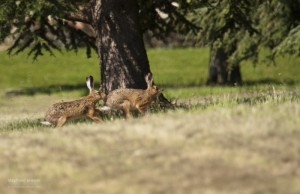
[4, 79, 297, 97]
[242, 79, 296, 86]
[5, 83, 88, 96]
[159, 83, 205, 88]
[160, 78, 297, 89]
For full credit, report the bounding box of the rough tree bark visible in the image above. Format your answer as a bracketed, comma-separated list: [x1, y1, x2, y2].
[206, 47, 242, 85]
[92, 0, 151, 94]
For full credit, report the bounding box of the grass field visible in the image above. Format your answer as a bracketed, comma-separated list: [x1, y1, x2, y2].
[0, 48, 300, 194]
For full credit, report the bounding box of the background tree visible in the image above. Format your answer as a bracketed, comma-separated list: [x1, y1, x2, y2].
[1, 0, 299, 92]
[257, 0, 300, 59]
[0, 0, 201, 94]
[187, 0, 260, 85]
[187, 0, 300, 86]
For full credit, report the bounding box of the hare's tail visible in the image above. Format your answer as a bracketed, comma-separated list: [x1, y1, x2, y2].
[41, 121, 52, 126]
[99, 106, 111, 111]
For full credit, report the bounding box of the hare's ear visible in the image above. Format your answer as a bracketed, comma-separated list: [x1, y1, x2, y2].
[86, 75, 94, 92]
[145, 73, 153, 87]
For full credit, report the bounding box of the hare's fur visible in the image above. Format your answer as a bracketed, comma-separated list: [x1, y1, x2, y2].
[43, 76, 105, 127]
[105, 73, 161, 119]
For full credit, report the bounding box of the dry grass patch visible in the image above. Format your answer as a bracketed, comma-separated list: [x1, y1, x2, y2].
[0, 94, 300, 194]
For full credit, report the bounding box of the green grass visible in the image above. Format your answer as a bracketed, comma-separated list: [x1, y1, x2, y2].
[148, 48, 209, 86]
[0, 50, 98, 91]
[149, 48, 300, 87]
[0, 48, 300, 194]
[1, 48, 300, 97]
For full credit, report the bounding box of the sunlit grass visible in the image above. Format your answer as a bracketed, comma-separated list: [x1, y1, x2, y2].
[1, 87, 298, 131]
[0, 119, 48, 131]
[0, 96, 300, 194]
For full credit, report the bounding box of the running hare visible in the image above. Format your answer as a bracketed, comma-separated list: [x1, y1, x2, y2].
[42, 76, 106, 127]
[103, 73, 161, 119]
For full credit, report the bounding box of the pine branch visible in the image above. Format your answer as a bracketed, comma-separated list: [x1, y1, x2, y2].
[28, 43, 43, 61]
[7, 30, 29, 55]
[42, 43, 55, 57]
[14, 37, 34, 55]
[38, 31, 62, 53]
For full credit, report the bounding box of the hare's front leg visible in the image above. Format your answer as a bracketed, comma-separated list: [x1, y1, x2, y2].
[136, 104, 146, 117]
[56, 116, 68, 127]
[121, 100, 131, 119]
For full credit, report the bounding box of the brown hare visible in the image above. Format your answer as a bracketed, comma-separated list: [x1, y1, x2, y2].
[102, 73, 161, 119]
[41, 76, 106, 127]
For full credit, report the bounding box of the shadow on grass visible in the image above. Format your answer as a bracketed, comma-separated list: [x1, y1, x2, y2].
[0, 117, 104, 131]
[5, 83, 88, 96]
[242, 79, 296, 86]
[4, 79, 297, 97]
[0, 118, 51, 131]
[161, 78, 296, 88]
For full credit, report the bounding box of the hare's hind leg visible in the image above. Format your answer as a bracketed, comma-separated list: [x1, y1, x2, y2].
[88, 115, 101, 123]
[87, 109, 101, 123]
[56, 116, 68, 127]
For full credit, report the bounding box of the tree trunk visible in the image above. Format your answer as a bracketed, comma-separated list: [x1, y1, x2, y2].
[206, 47, 242, 85]
[92, 0, 151, 94]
